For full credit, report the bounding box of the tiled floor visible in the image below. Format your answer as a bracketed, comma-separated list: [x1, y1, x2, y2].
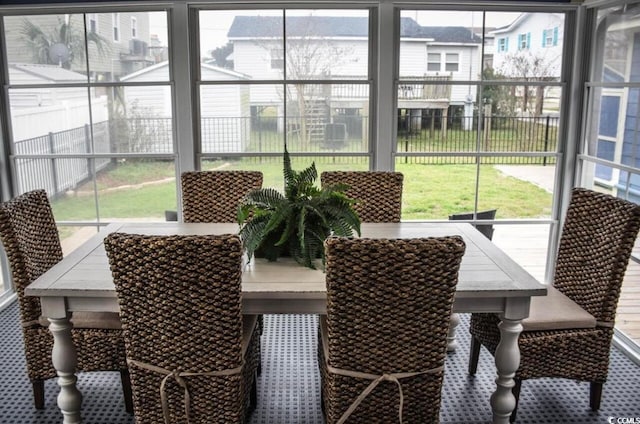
[1, 303, 639, 423]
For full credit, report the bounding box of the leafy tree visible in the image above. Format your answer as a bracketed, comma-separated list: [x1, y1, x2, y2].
[20, 15, 109, 70]
[208, 42, 234, 69]
[479, 67, 516, 115]
[497, 50, 559, 115]
[249, 16, 356, 145]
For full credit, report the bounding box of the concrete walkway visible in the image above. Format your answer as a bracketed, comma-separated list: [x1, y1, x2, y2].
[495, 164, 556, 193]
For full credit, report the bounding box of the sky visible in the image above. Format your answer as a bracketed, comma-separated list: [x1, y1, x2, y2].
[150, 10, 521, 58]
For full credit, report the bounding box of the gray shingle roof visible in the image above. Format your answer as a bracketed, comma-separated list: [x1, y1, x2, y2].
[228, 16, 481, 43]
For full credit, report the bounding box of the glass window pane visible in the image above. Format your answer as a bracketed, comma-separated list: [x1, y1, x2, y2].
[94, 159, 176, 220]
[200, 84, 283, 154]
[397, 84, 479, 154]
[492, 223, 549, 281]
[586, 87, 640, 186]
[478, 163, 553, 219]
[14, 157, 98, 214]
[200, 84, 253, 153]
[4, 14, 91, 79]
[98, 86, 174, 154]
[597, 6, 640, 83]
[482, 83, 562, 122]
[88, 11, 168, 82]
[9, 87, 93, 154]
[487, 12, 563, 83]
[399, 10, 481, 80]
[202, 156, 368, 191]
[200, 10, 284, 81]
[285, 9, 369, 80]
[396, 157, 478, 220]
[285, 83, 369, 153]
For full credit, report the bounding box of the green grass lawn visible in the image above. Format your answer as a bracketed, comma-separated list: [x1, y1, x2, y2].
[51, 159, 552, 222]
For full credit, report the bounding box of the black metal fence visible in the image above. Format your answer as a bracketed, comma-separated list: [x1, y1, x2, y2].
[396, 113, 559, 165]
[12, 114, 559, 197]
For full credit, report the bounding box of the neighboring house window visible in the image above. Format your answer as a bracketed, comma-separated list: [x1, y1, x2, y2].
[112, 13, 120, 42]
[89, 14, 98, 33]
[427, 53, 441, 71]
[131, 17, 137, 38]
[498, 37, 509, 52]
[445, 53, 459, 72]
[270, 48, 283, 70]
[518, 32, 531, 50]
[595, 94, 622, 182]
[542, 27, 559, 47]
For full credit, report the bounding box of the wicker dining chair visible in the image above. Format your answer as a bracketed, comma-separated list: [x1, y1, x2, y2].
[0, 189, 132, 411]
[320, 171, 404, 223]
[449, 209, 497, 240]
[468, 187, 640, 422]
[181, 171, 263, 223]
[181, 169, 264, 372]
[104, 233, 260, 424]
[319, 236, 466, 423]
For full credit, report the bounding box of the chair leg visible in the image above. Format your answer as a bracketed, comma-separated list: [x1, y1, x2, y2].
[257, 340, 262, 376]
[120, 369, 134, 414]
[250, 373, 258, 413]
[590, 382, 603, 411]
[468, 336, 481, 375]
[510, 378, 522, 423]
[32, 379, 45, 410]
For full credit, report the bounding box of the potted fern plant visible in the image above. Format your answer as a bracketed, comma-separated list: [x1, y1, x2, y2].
[237, 147, 361, 269]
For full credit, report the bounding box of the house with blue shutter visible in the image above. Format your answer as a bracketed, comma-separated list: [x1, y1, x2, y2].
[490, 12, 564, 79]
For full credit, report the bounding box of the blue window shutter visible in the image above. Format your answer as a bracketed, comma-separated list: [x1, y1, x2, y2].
[542, 30, 547, 47]
[553, 27, 558, 46]
[506, 37, 509, 51]
[527, 32, 531, 49]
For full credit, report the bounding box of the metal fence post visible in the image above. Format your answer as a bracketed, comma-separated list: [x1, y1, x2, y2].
[543, 115, 550, 166]
[48, 132, 59, 195]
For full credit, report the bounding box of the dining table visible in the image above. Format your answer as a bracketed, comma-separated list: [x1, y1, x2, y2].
[25, 221, 547, 424]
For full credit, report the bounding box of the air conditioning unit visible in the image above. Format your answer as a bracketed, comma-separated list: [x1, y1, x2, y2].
[129, 39, 148, 56]
[324, 123, 347, 149]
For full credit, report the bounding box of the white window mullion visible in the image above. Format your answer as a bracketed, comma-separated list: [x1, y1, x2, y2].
[170, 4, 196, 184]
[375, 1, 395, 171]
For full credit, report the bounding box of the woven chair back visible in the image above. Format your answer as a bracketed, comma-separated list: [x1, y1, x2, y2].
[0, 190, 62, 323]
[553, 188, 640, 323]
[320, 171, 403, 223]
[105, 233, 246, 423]
[323, 236, 465, 422]
[181, 171, 263, 223]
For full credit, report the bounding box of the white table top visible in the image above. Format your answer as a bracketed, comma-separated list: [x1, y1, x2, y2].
[25, 222, 546, 306]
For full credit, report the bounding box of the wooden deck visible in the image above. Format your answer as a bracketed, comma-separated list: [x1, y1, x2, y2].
[492, 224, 640, 344]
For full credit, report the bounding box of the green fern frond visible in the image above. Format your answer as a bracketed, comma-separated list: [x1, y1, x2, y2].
[237, 148, 361, 269]
[243, 188, 285, 209]
[238, 214, 271, 259]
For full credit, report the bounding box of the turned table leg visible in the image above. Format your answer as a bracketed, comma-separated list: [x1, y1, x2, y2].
[42, 298, 83, 424]
[447, 312, 460, 352]
[490, 297, 529, 424]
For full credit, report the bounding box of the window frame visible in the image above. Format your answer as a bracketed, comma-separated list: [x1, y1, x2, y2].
[427, 52, 441, 71]
[445, 52, 459, 72]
